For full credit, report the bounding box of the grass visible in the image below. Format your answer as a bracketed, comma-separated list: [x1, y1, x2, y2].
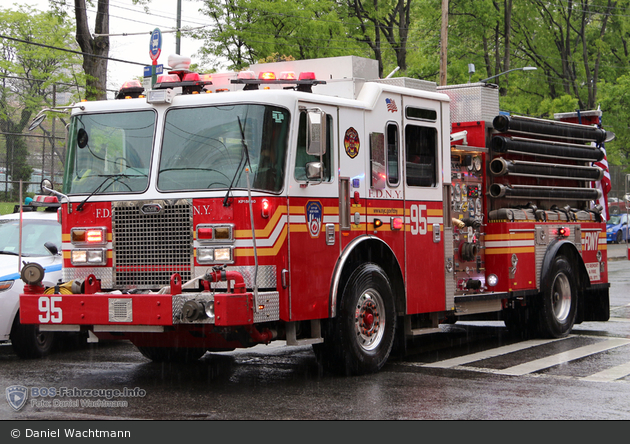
[0, 202, 19, 215]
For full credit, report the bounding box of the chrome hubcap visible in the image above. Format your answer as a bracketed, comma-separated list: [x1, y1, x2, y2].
[551, 273, 571, 322]
[354, 290, 385, 351]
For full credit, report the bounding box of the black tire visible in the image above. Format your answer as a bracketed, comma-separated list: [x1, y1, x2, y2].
[137, 346, 206, 363]
[536, 255, 577, 338]
[10, 314, 55, 359]
[316, 263, 396, 375]
[616, 231, 622, 244]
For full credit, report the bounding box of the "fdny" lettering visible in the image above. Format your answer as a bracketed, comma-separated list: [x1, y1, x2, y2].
[193, 205, 213, 215]
[95, 208, 111, 218]
[368, 189, 403, 199]
[583, 231, 599, 251]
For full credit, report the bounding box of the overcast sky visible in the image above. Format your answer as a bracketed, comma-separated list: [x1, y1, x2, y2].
[12, 0, 209, 98]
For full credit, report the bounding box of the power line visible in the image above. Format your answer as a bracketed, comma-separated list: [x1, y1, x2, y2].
[0, 34, 145, 66]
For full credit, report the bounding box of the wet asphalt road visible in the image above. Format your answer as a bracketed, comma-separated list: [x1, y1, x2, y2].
[1, 256, 629, 420]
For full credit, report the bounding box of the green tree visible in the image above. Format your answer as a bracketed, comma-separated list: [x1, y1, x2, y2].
[599, 76, 630, 165]
[196, 0, 354, 71]
[0, 6, 82, 200]
[512, 0, 617, 110]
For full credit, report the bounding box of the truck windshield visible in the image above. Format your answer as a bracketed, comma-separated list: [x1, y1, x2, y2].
[63, 110, 155, 194]
[157, 104, 289, 193]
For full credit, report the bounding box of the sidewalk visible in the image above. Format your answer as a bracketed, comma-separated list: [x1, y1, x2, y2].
[607, 243, 629, 261]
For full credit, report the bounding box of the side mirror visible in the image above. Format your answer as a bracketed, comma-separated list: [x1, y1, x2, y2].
[305, 162, 323, 181]
[40, 179, 53, 195]
[28, 114, 47, 131]
[306, 109, 326, 156]
[44, 242, 59, 256]
[77, 128, 89, 148]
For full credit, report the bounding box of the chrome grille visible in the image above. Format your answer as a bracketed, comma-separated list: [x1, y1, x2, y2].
[112, 200, 193, 289]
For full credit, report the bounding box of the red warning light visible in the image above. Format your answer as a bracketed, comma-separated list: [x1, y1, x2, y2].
[183, 72, 200, 82]
[261, 199, 271, 218]
[298, 72, 317, 81]
[391, 217, 404, 230]
[557, 227, 571, 237]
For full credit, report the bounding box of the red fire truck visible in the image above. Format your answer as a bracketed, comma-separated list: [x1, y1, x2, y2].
[20, 55, 610, 374]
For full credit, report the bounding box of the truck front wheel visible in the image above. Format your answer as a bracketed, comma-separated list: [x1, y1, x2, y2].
[318, 263, 396, 375]
[537, 255, 577, 338]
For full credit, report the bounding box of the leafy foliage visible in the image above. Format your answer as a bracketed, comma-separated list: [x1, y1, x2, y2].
[0, 6, 82, 199]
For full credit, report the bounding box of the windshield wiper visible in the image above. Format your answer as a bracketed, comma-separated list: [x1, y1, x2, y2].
[223, 116, 252, 207]
[0, 251, 20, 256]
[76, 174, 138, 212]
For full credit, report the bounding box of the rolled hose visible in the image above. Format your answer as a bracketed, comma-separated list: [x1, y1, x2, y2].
[44, 281, 74, 295]
[493, 114, 608, 143]
[490, 157, 604, 181]
[491, 136, 604, 162]
[489, 183, 602, 201]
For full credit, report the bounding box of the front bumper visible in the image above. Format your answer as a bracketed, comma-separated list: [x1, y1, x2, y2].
[19, 290, 280, 332]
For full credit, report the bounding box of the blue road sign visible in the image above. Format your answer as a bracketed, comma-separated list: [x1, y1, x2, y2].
[149, 28, 162, 61]
[144, 64, 163, 78]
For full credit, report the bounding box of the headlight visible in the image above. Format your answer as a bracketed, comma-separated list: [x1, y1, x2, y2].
[71, 248, 106, 265]
[196, 246, 234, 264]
[214, 247, 232, 262]
[607, 228, 612, 233]
[0, 280, 14, 292]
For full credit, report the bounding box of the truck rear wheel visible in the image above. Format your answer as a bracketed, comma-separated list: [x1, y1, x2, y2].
[137, 346, 206, 363]
[536, 255, 577, 338]
[317, 263, 396, 375]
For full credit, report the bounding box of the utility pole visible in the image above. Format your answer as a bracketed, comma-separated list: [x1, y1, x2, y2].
[440, 0, 448, 86]
[176, 0, 182, 55]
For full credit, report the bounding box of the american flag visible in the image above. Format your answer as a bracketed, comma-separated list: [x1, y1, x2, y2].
[593, 111, 611, 221]
[385, 98, 397, 113]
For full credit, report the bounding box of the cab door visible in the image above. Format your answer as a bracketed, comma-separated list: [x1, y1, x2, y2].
[287, 104, 339, 321]
[365, 102, 405, 289]
[402, 99, 446, 314]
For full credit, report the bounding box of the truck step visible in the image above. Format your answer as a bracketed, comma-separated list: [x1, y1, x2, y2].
[285, 320, 323, 346]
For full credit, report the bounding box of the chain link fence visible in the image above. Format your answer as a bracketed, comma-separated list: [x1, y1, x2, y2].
[0, 118, 66, 202]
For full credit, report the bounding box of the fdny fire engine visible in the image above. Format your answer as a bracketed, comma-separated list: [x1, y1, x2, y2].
[20, 55, 610, 374]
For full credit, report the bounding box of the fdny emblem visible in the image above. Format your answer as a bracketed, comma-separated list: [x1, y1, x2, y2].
[6, 385, 28, 411]
[344, 127, 360, 159]
[306, 201, 322, 238]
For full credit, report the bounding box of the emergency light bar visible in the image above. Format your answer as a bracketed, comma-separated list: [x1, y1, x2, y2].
[231, 70, 326, 92]
[116, 80, 145, 100]
[154, 71, 213, 95]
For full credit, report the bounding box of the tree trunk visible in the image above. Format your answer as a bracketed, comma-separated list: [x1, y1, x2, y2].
[74, 0, 109, 101]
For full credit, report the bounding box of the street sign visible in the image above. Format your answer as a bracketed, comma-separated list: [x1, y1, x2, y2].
[149, 28, 162, 62]
[144, 64, 163, 78]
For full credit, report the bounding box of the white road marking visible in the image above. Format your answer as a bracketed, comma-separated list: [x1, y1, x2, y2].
[581, 361, 630, 382]
[397, 335, 630, 382]
[495, 338, 630, 376]
[422, 338, 566, 368]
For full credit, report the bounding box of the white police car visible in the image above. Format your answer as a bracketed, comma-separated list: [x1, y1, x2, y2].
[0, 197, 63, 358]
